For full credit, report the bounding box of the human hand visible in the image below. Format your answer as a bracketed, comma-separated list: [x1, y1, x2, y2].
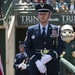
[60, 51, 66, 57]
[18, 63, 23, 68]
[21, 63, 27, 70]
[35, 60, 47, 73]
[40, 55, 52, 64]
[72, 51, 75, 57]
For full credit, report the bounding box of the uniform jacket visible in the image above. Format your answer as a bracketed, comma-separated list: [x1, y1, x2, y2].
[25, 23, 65, 74]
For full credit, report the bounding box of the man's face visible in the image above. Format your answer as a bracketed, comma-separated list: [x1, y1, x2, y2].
[38, 12, 51, 23]
[19, 46, 24, 52]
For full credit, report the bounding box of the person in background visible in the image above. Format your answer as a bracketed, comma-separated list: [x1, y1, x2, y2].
[24, 3, 65, 75]
[13, 41, 29, 75]
[69, 0, 75, 14]
[46, 0, 52, 5]
[51, 0, 59, 12]
[58, 0, 68, 12]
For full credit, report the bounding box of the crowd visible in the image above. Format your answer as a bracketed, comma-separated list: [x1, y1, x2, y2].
[35, 0, 75, 13]
[13, 0, 75, 13]
[0, 0, 75, 19]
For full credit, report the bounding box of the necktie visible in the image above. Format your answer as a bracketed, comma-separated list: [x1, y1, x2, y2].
[42, 27, 45, 40]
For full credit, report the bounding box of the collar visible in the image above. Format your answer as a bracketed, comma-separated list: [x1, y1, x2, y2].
[40, 23, 48, 30]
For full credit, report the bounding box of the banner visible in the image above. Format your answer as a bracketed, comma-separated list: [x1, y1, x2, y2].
[17, 13, 75, 26]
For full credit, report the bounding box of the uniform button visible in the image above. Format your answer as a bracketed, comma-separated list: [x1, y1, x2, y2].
[44, 42, 46, 44]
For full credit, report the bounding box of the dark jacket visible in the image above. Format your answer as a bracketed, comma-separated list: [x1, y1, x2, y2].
[25, 23, 65, 74]
[13, 52, 29, 75]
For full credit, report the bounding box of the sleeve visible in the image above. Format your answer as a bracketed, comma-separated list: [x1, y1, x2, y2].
[13, 55, 20, 70]
[24, 28, 38, 63]
[49, 27, 65, 60]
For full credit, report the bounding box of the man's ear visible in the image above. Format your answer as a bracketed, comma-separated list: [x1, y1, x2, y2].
[48, 14, 51, 20]
[37, 13, 39, 20]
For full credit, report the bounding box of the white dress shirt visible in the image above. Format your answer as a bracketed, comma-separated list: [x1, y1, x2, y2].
[40, 23, 48, 36]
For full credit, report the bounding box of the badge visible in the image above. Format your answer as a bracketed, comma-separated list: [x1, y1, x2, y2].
[52, 29, 57, 35]
[50, 29, 57, 37]
[31, 35, 35, 39]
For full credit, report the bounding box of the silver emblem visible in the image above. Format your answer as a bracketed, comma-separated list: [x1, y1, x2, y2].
[50, 29, 57, 37]
[31, 35, 35, 39]
[40, 4, 44, 8]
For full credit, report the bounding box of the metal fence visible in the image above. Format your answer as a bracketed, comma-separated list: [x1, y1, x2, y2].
[60, 58, 75, 75]
[3, 0, 12, 15]
[0, 0, 13, 25]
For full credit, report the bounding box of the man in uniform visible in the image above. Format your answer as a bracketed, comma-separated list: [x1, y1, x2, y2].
[24, 3, 65, 75]
[13, 41, 29, 75]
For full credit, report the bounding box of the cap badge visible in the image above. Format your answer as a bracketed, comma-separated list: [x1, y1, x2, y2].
[40, 4, 44, 8]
